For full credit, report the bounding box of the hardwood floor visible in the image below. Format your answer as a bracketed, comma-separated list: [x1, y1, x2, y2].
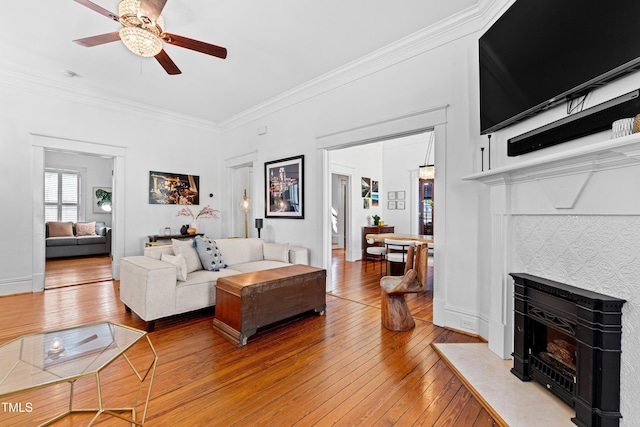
[0, 250, 496, 426]
[45, 255, 113, 289]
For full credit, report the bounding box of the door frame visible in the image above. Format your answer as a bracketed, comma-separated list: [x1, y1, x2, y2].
[31, 134, 126, 292]
[318, 105, 448, 316]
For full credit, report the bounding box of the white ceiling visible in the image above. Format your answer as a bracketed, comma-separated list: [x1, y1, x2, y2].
[1, 0, 477, 124]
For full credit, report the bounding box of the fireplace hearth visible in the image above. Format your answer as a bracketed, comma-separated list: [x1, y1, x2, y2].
[510, 273, 625, 427]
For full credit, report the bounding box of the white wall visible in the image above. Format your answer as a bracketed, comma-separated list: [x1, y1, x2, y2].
[219, 25, 483, 332]
[0, 80, 220, 295]
[381, 133, 432, 234]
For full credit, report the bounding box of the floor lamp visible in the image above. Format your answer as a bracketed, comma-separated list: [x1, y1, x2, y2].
[241, 189, 250, 238]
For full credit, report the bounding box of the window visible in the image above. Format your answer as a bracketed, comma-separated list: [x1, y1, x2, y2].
[45, 170, 80, 222]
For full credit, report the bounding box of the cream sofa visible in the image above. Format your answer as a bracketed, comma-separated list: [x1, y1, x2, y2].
[119, 238, 309, 331]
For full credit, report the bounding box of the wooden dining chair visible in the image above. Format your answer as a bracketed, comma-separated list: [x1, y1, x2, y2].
[380, 244, 428, 331]
[365, 238, 386, 276]
[384, 239, 418, 275]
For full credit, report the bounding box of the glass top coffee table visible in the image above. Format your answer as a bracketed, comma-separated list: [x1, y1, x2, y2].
[0, 322, 157, 426]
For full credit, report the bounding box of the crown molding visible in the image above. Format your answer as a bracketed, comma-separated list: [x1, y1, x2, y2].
[0, 66, 220, 134]
[219, 3, 488, 134]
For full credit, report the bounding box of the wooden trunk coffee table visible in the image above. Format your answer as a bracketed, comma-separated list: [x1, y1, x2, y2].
[213, 265, 326, 347]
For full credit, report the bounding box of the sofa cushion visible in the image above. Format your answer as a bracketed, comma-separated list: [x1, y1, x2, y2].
[172, 239, 202, 273]
[194, 236, 228, 271]
[48, 221, 74, 237]
[76, 221, 97, 236]
[144, 245, 175, 260]
[77, 235, 106, 245]
[214, 238, 264, 266]
[46, 236, 78, 246]
[161, 253, 187, 281]
[263, 243, 289, 263]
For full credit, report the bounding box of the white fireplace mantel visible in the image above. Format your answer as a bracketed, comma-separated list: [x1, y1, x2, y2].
[463, 132, 640, 186]
[461, 131, 640, 359]
[459, 132, 639, 421]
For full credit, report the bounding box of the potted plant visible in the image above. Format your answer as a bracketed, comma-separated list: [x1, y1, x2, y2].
[372, 215, 380, 226]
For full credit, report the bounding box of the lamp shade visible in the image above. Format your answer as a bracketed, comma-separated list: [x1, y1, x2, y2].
[255, 218, 263, 229]
[419, 165, 435, 180]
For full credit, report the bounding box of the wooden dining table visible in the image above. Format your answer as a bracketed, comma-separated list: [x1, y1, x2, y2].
[365, 233, 433, 244]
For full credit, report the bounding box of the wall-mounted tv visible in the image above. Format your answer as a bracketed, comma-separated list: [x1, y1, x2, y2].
[479, 0, 640, 135]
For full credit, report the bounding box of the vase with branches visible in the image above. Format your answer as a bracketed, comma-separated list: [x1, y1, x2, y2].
[177, 205, 220, 234]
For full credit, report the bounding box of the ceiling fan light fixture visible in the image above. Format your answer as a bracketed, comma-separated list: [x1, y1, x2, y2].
[119, 26, 162, 57]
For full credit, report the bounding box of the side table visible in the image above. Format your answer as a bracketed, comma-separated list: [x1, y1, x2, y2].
[0, 322, 157, 426]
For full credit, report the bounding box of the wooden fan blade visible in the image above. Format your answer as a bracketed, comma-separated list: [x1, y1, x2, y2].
[162, 33, 227, 59]
[155, 50, 182, 75]
[140, 0, 169, 22]
[73, 32, 121, 47]
[73, 0, 119, 22]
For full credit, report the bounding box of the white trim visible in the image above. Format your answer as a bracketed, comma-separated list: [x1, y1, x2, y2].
[317, 106, 447, 150]
[330, 164, 356, 262]
[0, 69, 219, 133]
[463, 132, 640, 185]
[220, 5, 483, 132]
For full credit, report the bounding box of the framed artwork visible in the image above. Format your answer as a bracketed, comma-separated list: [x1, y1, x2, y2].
[149, 171, 199, 205]
[265, 155, 304, 218]
[388, 201, 397, 210]
[93, 187, 112, 213]
[363, 198, 370, 209]
[388, 191, 396, 200]
[361, 177, 371, 198]
[397, 201, 406, 210]
[397, 191, 406, 200]
[372, 193, 379, 207]
[372, 180, 379, 193]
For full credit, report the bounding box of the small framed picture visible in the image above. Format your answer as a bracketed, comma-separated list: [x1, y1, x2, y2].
[397, 201, 405, 210]
[388, 191, 396, 200]
[361, 177, 371, 198]
[388, 201, 396, 210]
[397, 191, 406, 200]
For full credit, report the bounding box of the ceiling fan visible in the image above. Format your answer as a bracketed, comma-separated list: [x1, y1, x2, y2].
[72, 0, 227, 75]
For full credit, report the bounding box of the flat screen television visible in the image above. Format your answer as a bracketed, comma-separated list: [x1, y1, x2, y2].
[479, 0, 640, 135]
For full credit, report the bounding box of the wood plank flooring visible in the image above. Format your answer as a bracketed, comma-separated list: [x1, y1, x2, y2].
[0, 250, 496, 426]
[45, 255, 112, 289]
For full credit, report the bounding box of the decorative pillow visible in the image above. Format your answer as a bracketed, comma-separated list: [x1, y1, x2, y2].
[263, 243, 289, 263]
[194, 236, 228, 271]
[48, 221, 74, 237]
[171, 239, 202, 273]
[76, 221, 96, 236]
[161, 253, 187, 281]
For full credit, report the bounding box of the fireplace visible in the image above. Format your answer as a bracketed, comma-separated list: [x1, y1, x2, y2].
[510, 273, 625, 427]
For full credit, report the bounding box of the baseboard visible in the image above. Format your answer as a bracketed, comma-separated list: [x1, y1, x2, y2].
[0, 276, 36, 296]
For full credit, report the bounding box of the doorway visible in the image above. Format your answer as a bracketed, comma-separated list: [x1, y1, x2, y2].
[319, 107, 447, 329]
[331, 174, 349, 253]
[31, 134, 126, 294]
[43, 150, 114, 289]
[419, 179, 434, 235]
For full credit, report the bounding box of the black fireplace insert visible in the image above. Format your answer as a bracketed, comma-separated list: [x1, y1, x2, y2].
[510, 273, 625, 427]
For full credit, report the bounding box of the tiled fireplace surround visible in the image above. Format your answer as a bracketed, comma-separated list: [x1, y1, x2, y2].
[466, 133, 640, 425]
